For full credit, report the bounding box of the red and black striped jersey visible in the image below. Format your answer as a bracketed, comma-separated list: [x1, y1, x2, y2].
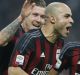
[0, 25, 24, 73]
[9, 29, 64, 75]
[54, 42, 80, 75]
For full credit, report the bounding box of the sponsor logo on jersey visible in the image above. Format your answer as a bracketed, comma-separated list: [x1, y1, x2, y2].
[31, 64, 52, 75]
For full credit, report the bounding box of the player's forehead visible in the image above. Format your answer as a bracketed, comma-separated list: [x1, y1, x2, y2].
[32, 6, 45, 11]
[31, 6, 45, 15]
[57, 4, 72, 16]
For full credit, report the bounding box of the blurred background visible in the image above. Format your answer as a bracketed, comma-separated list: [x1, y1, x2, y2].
[0, 0, 80, 43]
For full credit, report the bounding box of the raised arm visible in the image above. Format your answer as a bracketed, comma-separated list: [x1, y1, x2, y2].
[0, 16, 22, 46]
[0, 0, 35, 46]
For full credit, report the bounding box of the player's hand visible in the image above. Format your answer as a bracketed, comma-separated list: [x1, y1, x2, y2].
[48, 68, 58, 75]
[20, 0, 35, 22]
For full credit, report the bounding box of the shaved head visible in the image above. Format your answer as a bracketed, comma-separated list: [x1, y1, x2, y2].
[42, 2, 73, 38]
[45, 2, 72, 16]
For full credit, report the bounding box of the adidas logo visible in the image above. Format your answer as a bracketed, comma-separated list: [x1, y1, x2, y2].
[40, 52, 45, 57]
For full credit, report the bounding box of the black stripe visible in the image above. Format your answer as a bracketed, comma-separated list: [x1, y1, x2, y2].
[36, 35, 45, 69]
[60, 42, 80, 60]
[13, 30, 41, 53]
[48, 45, 54, 64]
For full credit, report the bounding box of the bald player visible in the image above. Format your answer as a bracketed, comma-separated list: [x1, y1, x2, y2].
[8, 2, 73, 75]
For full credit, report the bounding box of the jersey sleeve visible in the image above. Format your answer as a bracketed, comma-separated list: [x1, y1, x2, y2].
[54, 42, 80, 73]
[9, 32, 34, 70]
[54, 42, 73, 72]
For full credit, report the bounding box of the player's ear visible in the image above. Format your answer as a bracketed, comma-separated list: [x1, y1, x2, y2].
[50, 16, 56, 24]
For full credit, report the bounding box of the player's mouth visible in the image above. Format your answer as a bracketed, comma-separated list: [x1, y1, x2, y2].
[66, 26, 71, 32]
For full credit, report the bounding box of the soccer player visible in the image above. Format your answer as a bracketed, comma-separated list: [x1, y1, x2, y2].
[0, 0, 46, 75]
[0, 0, 46, 46]
[8, 2, 74, 75]
[49, 42, 80, 75]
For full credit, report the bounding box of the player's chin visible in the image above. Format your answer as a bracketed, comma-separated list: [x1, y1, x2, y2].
[62, 33, 69, 38]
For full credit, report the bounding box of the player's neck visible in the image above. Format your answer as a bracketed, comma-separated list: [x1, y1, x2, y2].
[21, 22, 29, 32]
[46, 34, 58, 43]
[41, 27, 58, 43]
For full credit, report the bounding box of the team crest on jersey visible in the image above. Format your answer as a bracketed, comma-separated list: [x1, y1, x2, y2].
[16, 55, 24, 65]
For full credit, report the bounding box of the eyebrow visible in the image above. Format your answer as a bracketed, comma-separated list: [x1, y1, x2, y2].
[64, 14, 72, 17]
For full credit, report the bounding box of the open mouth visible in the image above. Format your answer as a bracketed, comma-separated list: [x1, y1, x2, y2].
[66, 27, 71, 31]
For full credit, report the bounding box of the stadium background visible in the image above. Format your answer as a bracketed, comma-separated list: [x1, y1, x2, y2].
[0, 0, 80, 43]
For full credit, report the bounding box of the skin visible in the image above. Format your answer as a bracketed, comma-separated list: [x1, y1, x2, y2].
[53, 4, 73, 37]
[8, 2, 74, 75]
[21, 6, 45, 32]
[48, 69, 58, 75]
[0, 0, 35, 46]
[41, 2, 74, 43]
[8, 1, 46, 75]
[8, 5, 46, 75]
[47, 2, 74, 75]
[0, 0, 46, 46]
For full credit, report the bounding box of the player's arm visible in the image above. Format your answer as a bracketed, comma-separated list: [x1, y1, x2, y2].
[8, 67, 29, 75]
[0, 16, 22, 46]
[0, 0, 35, 46]
[8, 32, 33, 75]
[48, 42, 73, 75]
[48, 58, 61, 75]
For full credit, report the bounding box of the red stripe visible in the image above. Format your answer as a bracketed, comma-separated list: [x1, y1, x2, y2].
[27, 38, 41, 73]
[22, 51, 31, 69]
[52, 40, 63, 67]
[72, 48, 79, 75]
[10, 50, 20, 67]
[11, 36, 18, 42]
[52, 44, 57, 66]
[3, 69, 8, 75]
[42, 40, 50, 69]
[12, 31, 24, 43]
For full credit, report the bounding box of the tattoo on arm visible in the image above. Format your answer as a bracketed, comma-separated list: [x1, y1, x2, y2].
[0, 18, 21, 45]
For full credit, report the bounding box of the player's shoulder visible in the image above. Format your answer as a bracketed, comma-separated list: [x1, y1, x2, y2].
[58, 37, 64, 45]
[60, 42, 80, 59]
[62, 42, 80, 51]
[24, 29, 41, 39]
